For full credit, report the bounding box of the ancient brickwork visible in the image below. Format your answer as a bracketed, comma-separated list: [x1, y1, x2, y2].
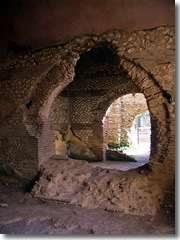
[106, 98, 121, 148]
[0, 125, 38, 182]
[51, 96, 69, 124]
[63, 47, 140, 158]
[0, 25, 175, 202]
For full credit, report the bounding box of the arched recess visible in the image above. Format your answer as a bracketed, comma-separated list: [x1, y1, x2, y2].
[22, 34, 171, 167]
[93, 57, 171, 166]
[22, 58, 79, 163]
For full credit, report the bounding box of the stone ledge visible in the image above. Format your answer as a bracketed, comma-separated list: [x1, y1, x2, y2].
[106, 149, 136, 162]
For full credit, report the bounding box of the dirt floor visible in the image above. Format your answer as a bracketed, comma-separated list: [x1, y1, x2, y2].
[0, 178, 175, 235]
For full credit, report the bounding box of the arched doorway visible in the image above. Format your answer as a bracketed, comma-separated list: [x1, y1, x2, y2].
[50, 45, 143, 163]
[22, 32, 171, 171]
[0, 27, 173, 210]
[26, 28, 174, 216]
[92, 93, 151, 170]
[105, 93, 150, 150]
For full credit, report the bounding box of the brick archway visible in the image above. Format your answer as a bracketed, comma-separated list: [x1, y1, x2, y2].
[22, 61, 78, 163]
[93, 56, 171, 165]
[21, 27, 172, 166]
[0, 25, 174, 203]
[118, 57, 171, 165]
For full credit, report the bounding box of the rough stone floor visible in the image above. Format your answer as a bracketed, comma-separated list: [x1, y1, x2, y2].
[0, 178, 175, 235]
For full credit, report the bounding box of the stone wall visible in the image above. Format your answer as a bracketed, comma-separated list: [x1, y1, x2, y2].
[51, 95, 70, 127]
[0, 125, 38, 183]
[0, 0, 174, 60]
[0, 25, 175, 202]
[105, 98, 121, 148]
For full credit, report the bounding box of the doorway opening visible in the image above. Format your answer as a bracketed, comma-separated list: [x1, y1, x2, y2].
[92, 93, 151, 171]
[125, 110, 151, 156]
[36, 41, 169, 171]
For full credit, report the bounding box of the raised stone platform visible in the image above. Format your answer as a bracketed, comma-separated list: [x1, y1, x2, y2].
[106, 149, 136, 161]
[32, 157, 163, 216]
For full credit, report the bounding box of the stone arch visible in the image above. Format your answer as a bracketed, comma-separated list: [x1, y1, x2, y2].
[21, 27, 172, 165]
[93, 56, 171, 165]
[23, 59, 78, 136]
[22, 40, 116, 163]
[23, 60, 78, 162]
[118, 57, 171, 165]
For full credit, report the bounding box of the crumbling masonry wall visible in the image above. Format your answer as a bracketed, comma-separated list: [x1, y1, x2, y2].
[0, 26, 175, 203]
